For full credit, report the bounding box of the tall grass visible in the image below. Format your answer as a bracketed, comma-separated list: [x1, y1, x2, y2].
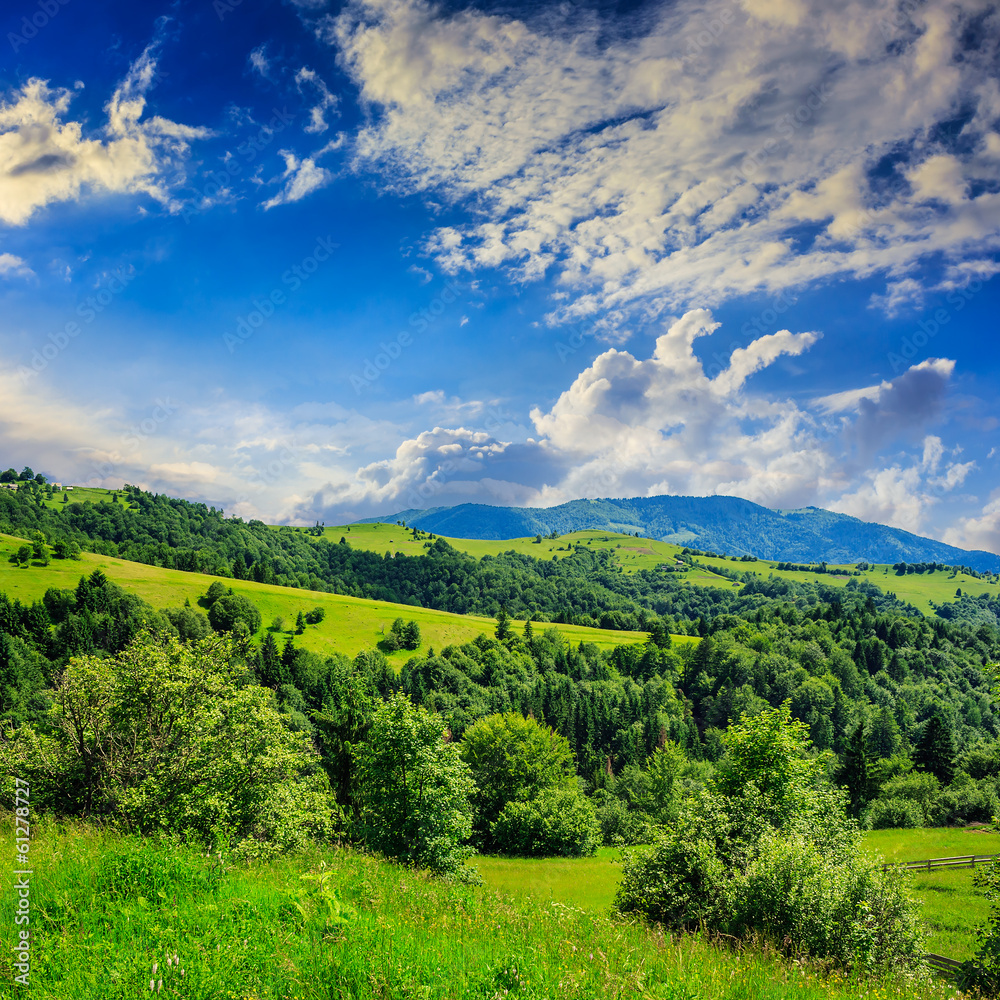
[0, 814, 958, 1000]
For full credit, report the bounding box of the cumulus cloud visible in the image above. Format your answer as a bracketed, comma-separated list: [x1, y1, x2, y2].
[0, 43, 209, 225]
[945, 497, 1000, 554]
[284, 311, 969, 536]
[0, 253, 32, 278]
[325, 0, 1000, 324]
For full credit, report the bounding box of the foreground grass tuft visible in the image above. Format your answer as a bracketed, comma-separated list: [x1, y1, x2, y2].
[0, 815, 960, 1000]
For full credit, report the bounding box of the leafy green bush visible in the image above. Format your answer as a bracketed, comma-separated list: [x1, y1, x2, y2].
[460, 712, 577, 849]
[866, 797, 925, 830]
[594, 794, 656, 847]
[490, 786, 600, 857]
[207, 593, 262, 635]
[959, 860, 1000, 996]
[0, 633, 334, 859]
[615, 705, 924, 971]
[929, 774, 999, 827]
[353, 693, 476, 879]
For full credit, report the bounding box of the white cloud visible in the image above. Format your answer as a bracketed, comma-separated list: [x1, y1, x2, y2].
[262, 148, 334, 209]
[249, 45, 271, 77]
[869, 278, 925, 317]
[0, 43, 209, 226]
[0, 253, 32, 278]
[944, 498, 1000, 555]
[327, 0, 1000, 324]
[295, 67, 339, 134]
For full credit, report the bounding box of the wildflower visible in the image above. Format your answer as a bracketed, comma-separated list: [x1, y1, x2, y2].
[152, 963, 158, 975]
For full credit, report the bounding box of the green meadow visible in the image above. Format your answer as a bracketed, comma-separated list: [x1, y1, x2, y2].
[475, 829, 1000, 962]
[321, 523, 1000, 615]
[0, 533, 654, 664]
[0, 815, 957, 1000]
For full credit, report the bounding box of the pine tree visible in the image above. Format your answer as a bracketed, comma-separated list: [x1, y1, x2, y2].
[523, 618, 533, 642]
[495, 607, 511, 641]
[295, 611, 305, 634]
[838, 721, 871, 816]
[866, 706, 902, 760]
[915, 714, 956, 783]
[259, 632, 281, 688]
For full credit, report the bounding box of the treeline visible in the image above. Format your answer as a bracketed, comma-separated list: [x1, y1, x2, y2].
[0, 483, 925, 634]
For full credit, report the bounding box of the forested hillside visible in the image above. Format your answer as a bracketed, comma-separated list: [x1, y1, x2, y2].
[363, 495, 1000, 572]
[0, 481, 938, 634]
[5, 474, 1000, 983]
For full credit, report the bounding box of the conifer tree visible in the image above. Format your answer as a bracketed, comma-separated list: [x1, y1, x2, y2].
[837, 720, 871, 816]
[915, 714, 956, 784]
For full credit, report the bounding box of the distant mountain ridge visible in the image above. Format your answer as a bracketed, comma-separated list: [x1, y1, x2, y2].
[355, 495, 1000, 573]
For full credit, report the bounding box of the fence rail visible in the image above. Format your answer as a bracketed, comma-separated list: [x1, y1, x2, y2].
[883, 853, 998, 872]
[925, 952, 964, 977]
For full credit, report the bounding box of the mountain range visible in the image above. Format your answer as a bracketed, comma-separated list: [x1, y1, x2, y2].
[356, 495, 1000, 573]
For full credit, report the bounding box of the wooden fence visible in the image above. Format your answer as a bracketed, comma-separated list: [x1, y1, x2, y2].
[883, 853, 998, 872]
[925, 953, 964, 977]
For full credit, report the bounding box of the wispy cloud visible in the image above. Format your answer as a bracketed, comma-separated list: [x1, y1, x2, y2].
[328, 0, 1000, 326]
[0, 40, 209, 225]
[0, 253, 33, 278]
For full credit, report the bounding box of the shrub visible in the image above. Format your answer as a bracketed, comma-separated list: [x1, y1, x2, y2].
[460, 712, 577, 849]
[0, 633, 335, 859]
[208, 593, 262, 635]
[595, 795, 656, 847]
[353, 693, 476, 879]
[615, 705, 924, 971]
[866, 796, 925, 830]
[491, 786, 600, 857]
[960, 860, 1000, 996]
[929, 775, 999, 827]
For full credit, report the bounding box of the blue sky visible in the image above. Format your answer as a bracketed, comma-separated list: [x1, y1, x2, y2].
[0, 0, 998, 553]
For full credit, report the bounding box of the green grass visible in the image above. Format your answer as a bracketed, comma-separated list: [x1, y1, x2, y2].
[862, 827, 1000, 864]
[860, 827, 1000, 960]
[0, 534, 653, 664]
[320, 524, 1000, 616]
[0, 815, 955, 1000]
[475, 847, 628, 911]
[37, 486, 120, 510]
[475, 828, 1000, 963]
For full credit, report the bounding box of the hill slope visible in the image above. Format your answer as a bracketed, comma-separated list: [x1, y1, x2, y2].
[358, 495, 1000, 572]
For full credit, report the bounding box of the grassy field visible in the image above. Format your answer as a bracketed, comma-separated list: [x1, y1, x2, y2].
[862, 828, 1000, 961]
[37, 485, 120, 510]
[0, 534, 653, 664]
[476, 828, 1000, 962]
[0, 815, 956, 1000]
[475, 847, 629, 911]
[320, 524, 1000, 614]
